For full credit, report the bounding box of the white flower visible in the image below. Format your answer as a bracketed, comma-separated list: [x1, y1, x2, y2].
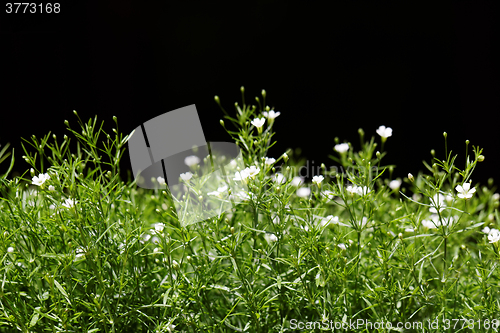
[154, 223, 165, 233]
[357, 186, 371, 196]
[493, 193, 500, 201]
[359, 217, 370, 228]
[346, 185, 358, 195]
[48, 185, 55, 191]
[291, 176, 304, 186]
[488, 228, 500, 243]
[229, 159, 238, 168]
[75, 247, 85, 258]
[233, 169, 249, 181]
[7, 246, 14, 253]
[376, 125, 393, 139]
[421, 219, 437, 229]
[321, 190, 335, 200]
[184, 155, 201, 167]
[207, 185, 228, 197]
[312, 175, 324, 186]
[251, 117, 266, 129]
[334, 143, 349, 153]
[273, 173, 286, 184]
[180, 172, 193, 181]
[32, 173, 50, 186]
[151, 236, 160, 244]
[166, 323, 176, 333]
[142, 233, 151, 243]
[405, 228, 415, 233]
[482, 226, 491, 234]
[262, 110, 280, 119]
[62, 198, 76, 208]
[153, 247, 160, 254]
[296, 187, 311, 198]
[389, 179, 401, 190]
[157, 176, 166, 186]
[245, 166, 260, 179]
[272, 215, 280, 224]
[429, 194, 446, 213]
[321, 215, 338, 227]
[338, 243, 347, 251]
[264, 233, 278, 242]
[456, 182, 476, 199]
[264, 157, 276, 165]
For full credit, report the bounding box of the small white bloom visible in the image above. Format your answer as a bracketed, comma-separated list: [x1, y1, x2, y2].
[245, 166, 260, 179]
[359, 217, 369, 228]
[154, 223, 165, 233]
[291, 176, 304, 186]
[389, 179, 401, 190]
[273, 173, 286, 184]
[264, 157, 276, 165]
[296, 187, 311, 198]
[376, 125, 393, 139]
[251, 117, 266, 129]
[272, 215, 280, 224]
[75, 247, 85, 258]
[207, 185, 228, 197]
[312, 175, 324, 186]
[7, 246, 14, 253]
[334, 143, 349, 153]
[321, 215, 338, 227]
[233, 169, 249, 181]
[488, 228, 500, 243]
[151, 236, 160, 244]
[153, 247, 160, 254]
[32, 173, 50, 186]
[157, 176, 166, 186]
[493, 193, 500, 201]
[184, 155, 201, 167]
[265, 233, 278, 242]
[456, 182, 476, 199]
[482, 227, 491, 234]
[180, 172, 193, 181]
[405, 228, 415, 233]
[229, 159, 238, 168]
[166, 323, 176, 332]
[142, 234, 151, 243]
[337, 243, 347, 251]
[321, 190, 335, 200]
[262, 110, 280, 119]
[421, 219, 437, 229]
[429, 194, 446, 213]
[62, 198, 76, 208]
[346, 185, 358, 195]
[48, 185, 55, 191]
[356, 186, 371, 196]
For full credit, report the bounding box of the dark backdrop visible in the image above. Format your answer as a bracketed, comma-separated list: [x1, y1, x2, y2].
[1, 1, 499, 186]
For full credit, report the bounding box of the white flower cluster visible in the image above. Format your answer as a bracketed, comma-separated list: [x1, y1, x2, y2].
[482, 227, 500, 243]
[233, 166, 260, 181]
[346, 185, 371, 196]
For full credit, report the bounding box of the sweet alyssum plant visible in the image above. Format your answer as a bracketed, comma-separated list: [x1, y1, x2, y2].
[1, 88, 499, 332]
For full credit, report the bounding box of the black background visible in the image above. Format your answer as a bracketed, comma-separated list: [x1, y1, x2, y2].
[1, 1, 499, 186]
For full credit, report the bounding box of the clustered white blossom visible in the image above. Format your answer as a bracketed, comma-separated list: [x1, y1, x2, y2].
[376, 125, 393, 139]
[456, 182, 476, 199]
[233, 166, 261, 181]
[296, 187, 311, 198]
[180, 172, 193, 181]
[251, 117, 266, 129]
[312, 175, 324, 186]
[32, 173, 50, 186]
[346, 185, 371, 196]
[184, 155, 201, 167]
[62, 198, 77, 209]
[264, 157, 276, 165]
[334, 143, 349, 153]
[262, 110, 280, 120]
[207, 185, 228, 197]
[483, 227, 500, 243]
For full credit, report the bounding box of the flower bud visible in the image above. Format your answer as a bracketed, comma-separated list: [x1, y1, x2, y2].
[214, 95, 220, 104]
[376, 151, 381, 158]
[408, 173, 414, 182]
[443, 132, 447, 138]
[30, 168, 35, 176]
[398, 233, 403, 240]
[220, 119, 225, 127]
[64, 120, 69, 126]
[230, 227, 235, 235]
[478, 155, 485, 162]
[261, 89, 266, 98]
[465, 139, 470, 145]
[431, 149, 435, 156]
[282, 153, 289, 162]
